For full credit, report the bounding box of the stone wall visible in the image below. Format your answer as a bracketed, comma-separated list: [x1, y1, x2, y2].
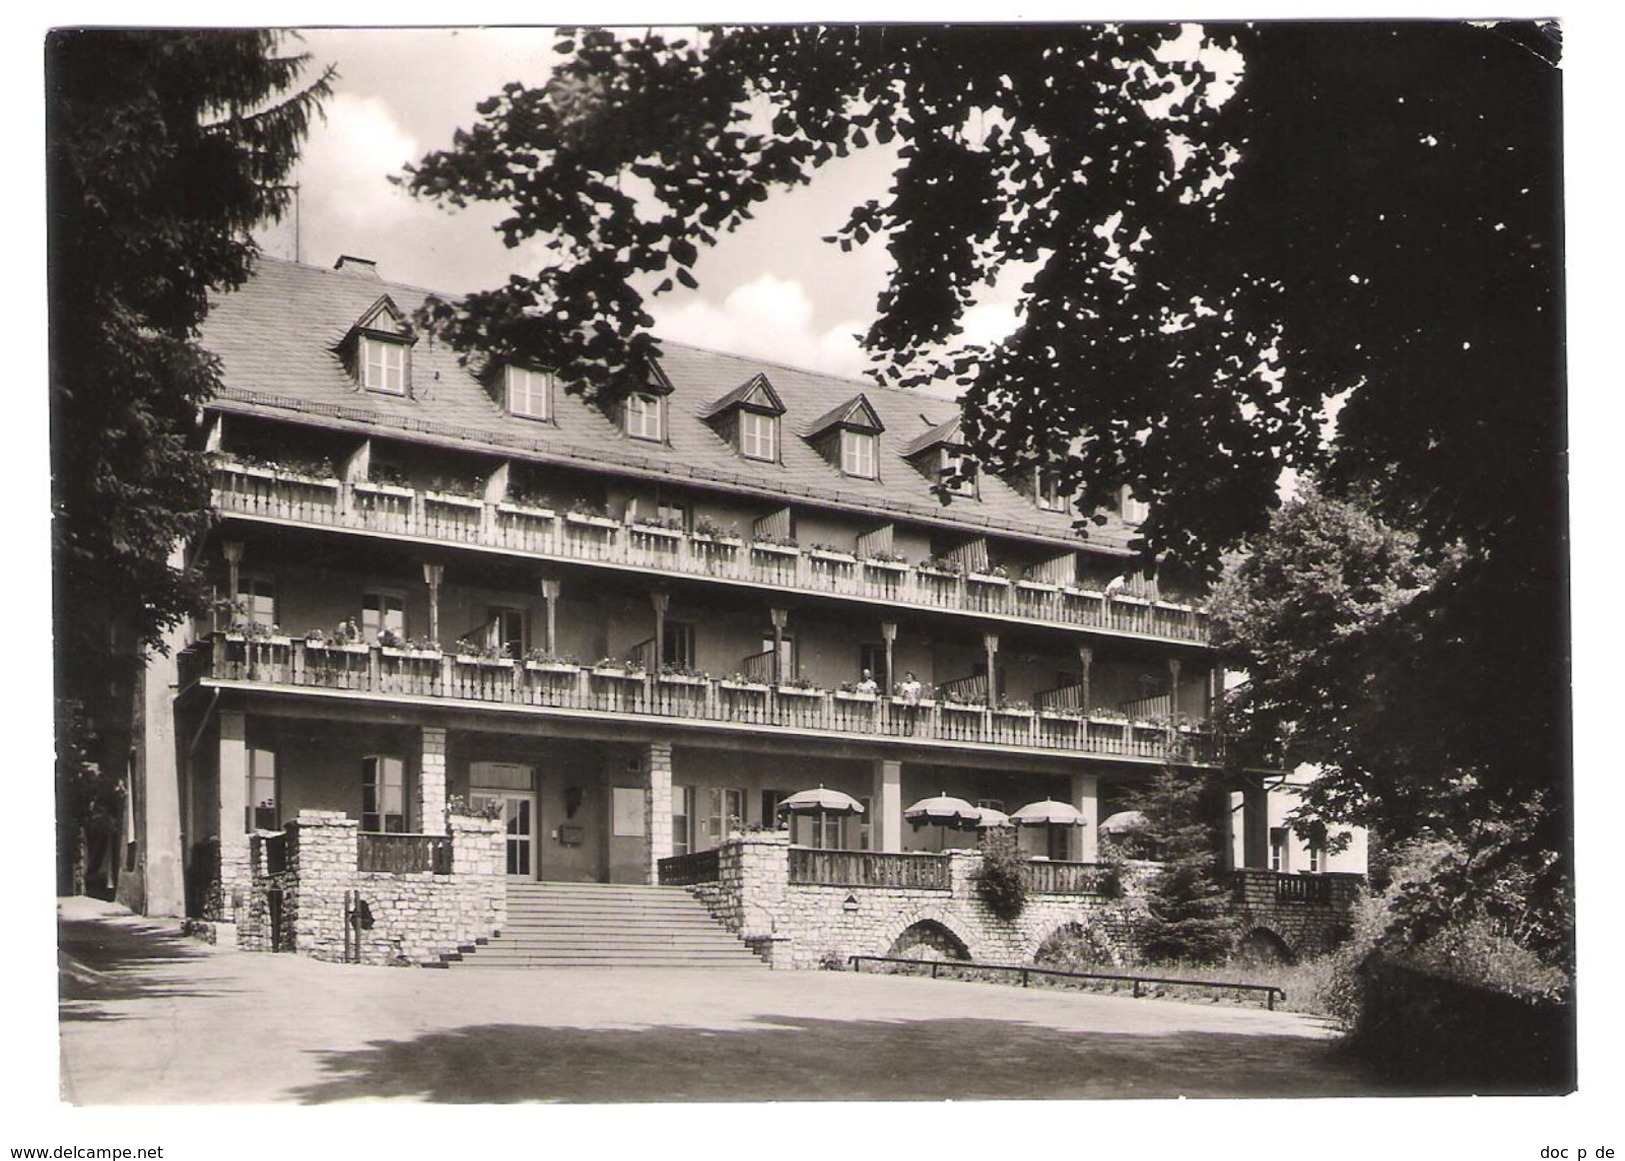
[1232, 869, 1364, 959]
[240, 810, 505, 965]
[686, 837, 1356, 970]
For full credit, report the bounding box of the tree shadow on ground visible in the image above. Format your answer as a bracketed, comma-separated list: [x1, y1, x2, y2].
[290, 1016, 1420, 1104]
[58, 917, 221, 1020]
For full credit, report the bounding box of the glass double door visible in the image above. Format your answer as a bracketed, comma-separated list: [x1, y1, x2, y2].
[470, 791, 537, 878]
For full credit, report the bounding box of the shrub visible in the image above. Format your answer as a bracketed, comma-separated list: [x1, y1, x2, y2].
[972, 828, 1027, 921]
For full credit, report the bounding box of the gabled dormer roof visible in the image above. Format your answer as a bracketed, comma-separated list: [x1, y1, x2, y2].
[639, 355, 675, 396]
[804, 393, 885, 439]
[700, 372, 786, 420]
[901, 415, 963, 458]
[350, 294, 415, 343]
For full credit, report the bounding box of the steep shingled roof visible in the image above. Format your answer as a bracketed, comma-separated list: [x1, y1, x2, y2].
[198, 256, 1136, 555]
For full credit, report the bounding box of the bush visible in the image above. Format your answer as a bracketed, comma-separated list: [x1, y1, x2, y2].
[972, 828, 1027, 921]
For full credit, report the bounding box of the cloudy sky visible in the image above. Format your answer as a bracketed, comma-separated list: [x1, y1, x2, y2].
[263, 26, 1021, 384]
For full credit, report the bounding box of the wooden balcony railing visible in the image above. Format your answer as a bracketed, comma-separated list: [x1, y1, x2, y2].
[657, 848, 722, 886]
[788, 848, 951, 890]
[1021, 860, 1119, 895]
[211, 463, 1209, 644]
[356, 832, 453, 875]
[192, 633, 1222, 765]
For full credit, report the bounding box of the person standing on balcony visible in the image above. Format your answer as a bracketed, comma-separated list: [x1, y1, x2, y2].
[856, 668, 879, 695]
[899, 672, 922, 704]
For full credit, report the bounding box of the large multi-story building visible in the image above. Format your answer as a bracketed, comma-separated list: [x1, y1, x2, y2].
[118, 254, 1361, 950]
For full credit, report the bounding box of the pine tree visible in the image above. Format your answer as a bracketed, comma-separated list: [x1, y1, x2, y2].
[1128, 766, 1235, 965]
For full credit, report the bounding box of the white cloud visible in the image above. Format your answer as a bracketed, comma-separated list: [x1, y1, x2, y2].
[298, 93, 421, 234]
[650, 274, 869, 379]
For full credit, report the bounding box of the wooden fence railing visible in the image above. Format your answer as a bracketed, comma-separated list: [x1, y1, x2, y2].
[357, 833, 453, 875]
[789, 848, 950, 890]
[658, 848, 722, 886]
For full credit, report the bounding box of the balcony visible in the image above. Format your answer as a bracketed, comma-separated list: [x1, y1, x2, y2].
[211, 462, 1207, 644]
[185, 632, 1222, 766]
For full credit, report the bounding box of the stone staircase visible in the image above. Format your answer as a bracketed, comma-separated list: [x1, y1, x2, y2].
[443, 880, 766, 969]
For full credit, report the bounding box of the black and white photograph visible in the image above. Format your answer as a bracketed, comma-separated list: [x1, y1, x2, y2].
[22, 8, 1615, 1154]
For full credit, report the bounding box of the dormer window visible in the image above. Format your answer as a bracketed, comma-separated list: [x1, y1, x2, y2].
[841, 431, 877, 479]
[1119, 486, 1150, 524]
[740, 410, 778, 461]
[506, 366, 554, 421]
[1035, 469, 1067, 512]
[342, 294, 416, 397]
[939, 448, 979, 497]
[626, 392, 664, 441]
[362, 336, 408, 395]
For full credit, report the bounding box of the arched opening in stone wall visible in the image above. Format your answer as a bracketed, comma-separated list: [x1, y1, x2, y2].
[1237, 926, 1296, 965]
[1033, 921, 1119, 969]
[886, 919, 970, 961]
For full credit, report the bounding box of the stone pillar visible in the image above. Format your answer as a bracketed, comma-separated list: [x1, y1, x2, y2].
[1242, 781, 1271, 869]
[983, 632, 999, 707]
[419, 726, 447, 835]
[872, 758, 903, 853]
[217, 710, 250, 922]
[1078, 644, 1094, 716]
[769, 607, 789, 683]
[651, 591, 670, 669]
[449, 815, 508, 940]
[540, 577, 561, 654]
[221, 541, 244, 627]
[285, 811, 359, 961]
[643, 742, 674, 884]
[423, 563, 444, 645]
[1069, 772, 1100, 862]
[1167, 657, 1183, 730]
[880, 621, 897, 691]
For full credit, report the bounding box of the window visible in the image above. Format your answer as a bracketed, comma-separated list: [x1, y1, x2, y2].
[362, 755, 407, 833]
[663, 620, 695, 668]
[856, 795, 872, 851]
[362, 590, 406, 642]
[1035, 470, 1067, 512]
[1047, 823, 1071, 862]
[656, 500, 688, 531]
[625, 392, 663, 441]
[940, 449, 978, 496]
[1119, 487, 1150, 524]
[671, 785, 693, 856]
[1269, 826, 1289, 872]
[840, 430, 877, 479]
[361, 336, 407, 395]
[761, 634, 797, 683]
[1307, 844, 1323, 874]
[740, 410, 778, 461]
[762, 789, 787, 830]
[489, 607, 525, 659]
[506, 366, 553, 421]
[859, 643, 889, 691]
[706, 787, 744, 842]
[235, 574, 276, 627]
[245, 748, 277, 833]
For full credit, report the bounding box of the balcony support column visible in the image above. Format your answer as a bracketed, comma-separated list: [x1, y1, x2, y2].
[1167, 657, 1182, 736]
[769, 607, 789, 684]
[642, 742, 674, 884]
[1242, 779, 1271, 869]
[422, 563, 444, 646]
[880, 621, 897, 692]
[651, 591, 670, 670]
[1077, 644, 1093, 717]
[221, 541, 244, 628]
[872, 759, 903, 853]
[982, 632, 999, 708]
[540, 577, 561, 654]
[216, 710, 249, 924]
[418, 726, 448, 836]
[1208, 664, 1225, 724]
[1069, 773, 1099, 862]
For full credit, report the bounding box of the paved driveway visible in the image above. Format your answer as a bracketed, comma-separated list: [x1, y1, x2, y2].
[59, 904, 1389, 1104]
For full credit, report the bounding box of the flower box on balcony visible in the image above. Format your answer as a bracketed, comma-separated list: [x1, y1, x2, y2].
[1015, 579, 1059, 593]
[1087, 715, 1128, 727]
[217, 460, 276, 480]
[590, 666, 643, 680]
[565, 512, 620, 530]
[353, 480, 415, 499]
[750, 541, 801, 558]
[456, 655, 514, 669]
[1157, 600, 1196, 613]
[631, 523, 684, 540]
[278, 471, 341, 489]
[423, 490, 483, 510]
[719, 679, 769, 693]
[833, 690, 878, 703]
[225, 632, 291, 647]
[1113, 594, 1151, 606]
[381, 646, 442, 660]
[496, 501, 557, 520]
[775, 685, 824, 698]
[1065, 587, 1106, 601]
[809, 549, 856, 565]
[656, 673, 709, 686]
[967, 572, 1012, 587]
[916, 567, 961, 581]
[862, 558, 910, 573]
[690, 532, 742, 548]
[304, 641, 370, 656]
[523, 660, 580, 674]
[942, 700, 986, 712]
[1039, 709, 1083, 721]
[995, 707, 1033, 718]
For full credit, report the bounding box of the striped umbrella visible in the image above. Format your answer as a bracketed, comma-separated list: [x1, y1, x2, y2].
[777, 786, 865, 850]
[904, 793, 980, 849]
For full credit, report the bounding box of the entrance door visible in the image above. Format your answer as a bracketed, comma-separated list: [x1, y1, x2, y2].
[472, 791, 538, 878]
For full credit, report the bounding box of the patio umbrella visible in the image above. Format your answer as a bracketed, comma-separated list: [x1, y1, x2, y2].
[1098, 809, 1148, 836]
[971, 805, 1011, 828]
[903, 792, 980, 849]
[1010, 798, 1089, 828]
[777, 785, 864, 849]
